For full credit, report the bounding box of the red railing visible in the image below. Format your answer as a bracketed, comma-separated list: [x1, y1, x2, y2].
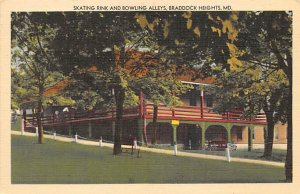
[25, 106, 140, 127]
[25, 103, 267, 128]
[143, 103, 267, 124]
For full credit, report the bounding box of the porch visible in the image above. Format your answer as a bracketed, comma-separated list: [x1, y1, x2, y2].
[23, 101, 267, 150]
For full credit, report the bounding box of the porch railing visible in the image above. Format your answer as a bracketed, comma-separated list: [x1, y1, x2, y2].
[144, 103, 267, 124]
[25, 103, 267, 128]
[25, 106, 140, 127]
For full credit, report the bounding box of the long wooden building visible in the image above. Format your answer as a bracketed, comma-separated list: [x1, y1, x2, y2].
[23, 80, 287, 149]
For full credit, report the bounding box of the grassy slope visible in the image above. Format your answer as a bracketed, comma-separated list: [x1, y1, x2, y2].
[12, 117, 285, 162]
[146, 144, 286, 162]
[181, 148, 286, 162]
[11, 135, 285, 184]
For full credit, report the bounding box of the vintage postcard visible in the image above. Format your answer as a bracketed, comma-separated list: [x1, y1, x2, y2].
[0, 0, 299, 193]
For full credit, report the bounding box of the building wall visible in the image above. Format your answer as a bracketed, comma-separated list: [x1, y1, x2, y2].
[252, 126, 265, 144]
[230, 123, 287, 144]
[274, 123, 287, 144]
[179, 91, 211, 108]
[231, 126, 248, 144]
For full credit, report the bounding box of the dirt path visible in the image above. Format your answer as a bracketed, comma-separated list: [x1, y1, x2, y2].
[11, 130, 284, 167]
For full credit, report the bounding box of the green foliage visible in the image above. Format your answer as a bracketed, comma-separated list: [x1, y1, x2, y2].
[134, 69, 192, 107]
[204, 11, 291, 123]
[48, 12, 194, 111]
[208, 62, 289, 122]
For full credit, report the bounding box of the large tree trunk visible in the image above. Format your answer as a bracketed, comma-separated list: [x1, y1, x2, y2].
[37, 85, 44, 144]
[269, 37, 292, 182]
[285, 76, 292, 182]
[113, 86, 125, 155]
[263, 111, 275, 158]
[151, 104, 158, 144]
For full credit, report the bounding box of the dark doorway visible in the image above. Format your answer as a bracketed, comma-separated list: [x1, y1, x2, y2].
[146, 122, 173, 145]
[205, 125, 228, 143]
[177, 124, 202, 149]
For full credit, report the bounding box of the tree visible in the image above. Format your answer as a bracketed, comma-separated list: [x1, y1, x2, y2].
[202, 11, 292, 181]
[50, 12, 191, 154]
[144, 11, 292, 181]
[235, 11, 292, 181]
[138, 12, 240, 76]
[135, 68, 192, 144]
[11, 13, 61, 143]
[207, 63, 288, 155]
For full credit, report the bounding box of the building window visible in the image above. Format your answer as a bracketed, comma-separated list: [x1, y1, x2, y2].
[252, 129, 255, 140]
[237, 130, 242, 140]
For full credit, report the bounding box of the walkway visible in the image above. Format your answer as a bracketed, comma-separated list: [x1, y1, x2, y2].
[11, 130, 284, 167]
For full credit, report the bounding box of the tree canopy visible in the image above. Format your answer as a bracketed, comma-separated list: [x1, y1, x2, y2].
[11, 11, 292, 181]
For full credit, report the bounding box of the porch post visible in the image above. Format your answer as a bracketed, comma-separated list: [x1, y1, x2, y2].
[200, 122, 206, 149]
[137, 119, 142, 145]
[52, 109, 55, 131]
[143, 119, 148, 145]
[32, 108, 35, 126]
[248, 125, 253, 151]
[139, 90, 143, 117]
[200, 90, 204, 119]
[226, 123, 232, 143]
[172, 124, 177, 155]
[137, 118, 147, 146]
[88, 122, 92, 138]
[68, 112, 72, 136]
[68, 124, 72, 136]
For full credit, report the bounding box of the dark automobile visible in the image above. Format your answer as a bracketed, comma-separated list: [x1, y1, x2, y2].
[205, 138, 237, 151]
[206, 139, 227, 151]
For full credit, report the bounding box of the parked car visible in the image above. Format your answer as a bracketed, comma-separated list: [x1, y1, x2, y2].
[205, 139, 227, 151]
[205, 139, 237, 151]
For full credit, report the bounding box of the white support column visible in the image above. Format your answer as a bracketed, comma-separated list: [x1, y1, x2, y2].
[225, 146, 231, 162]
[172, 124, 177, 156]
[99, 136, 103, 147]
[35, 127, 38, 137]
[174, 144, 178, 156]
[133, 138, 138, 150]
[75, 133, 78, 143]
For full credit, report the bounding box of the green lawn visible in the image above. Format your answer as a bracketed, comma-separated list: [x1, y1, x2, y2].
[180, 148, 286, 162]
[12, 135, 285, 183]
[145, 144, 286, 162]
